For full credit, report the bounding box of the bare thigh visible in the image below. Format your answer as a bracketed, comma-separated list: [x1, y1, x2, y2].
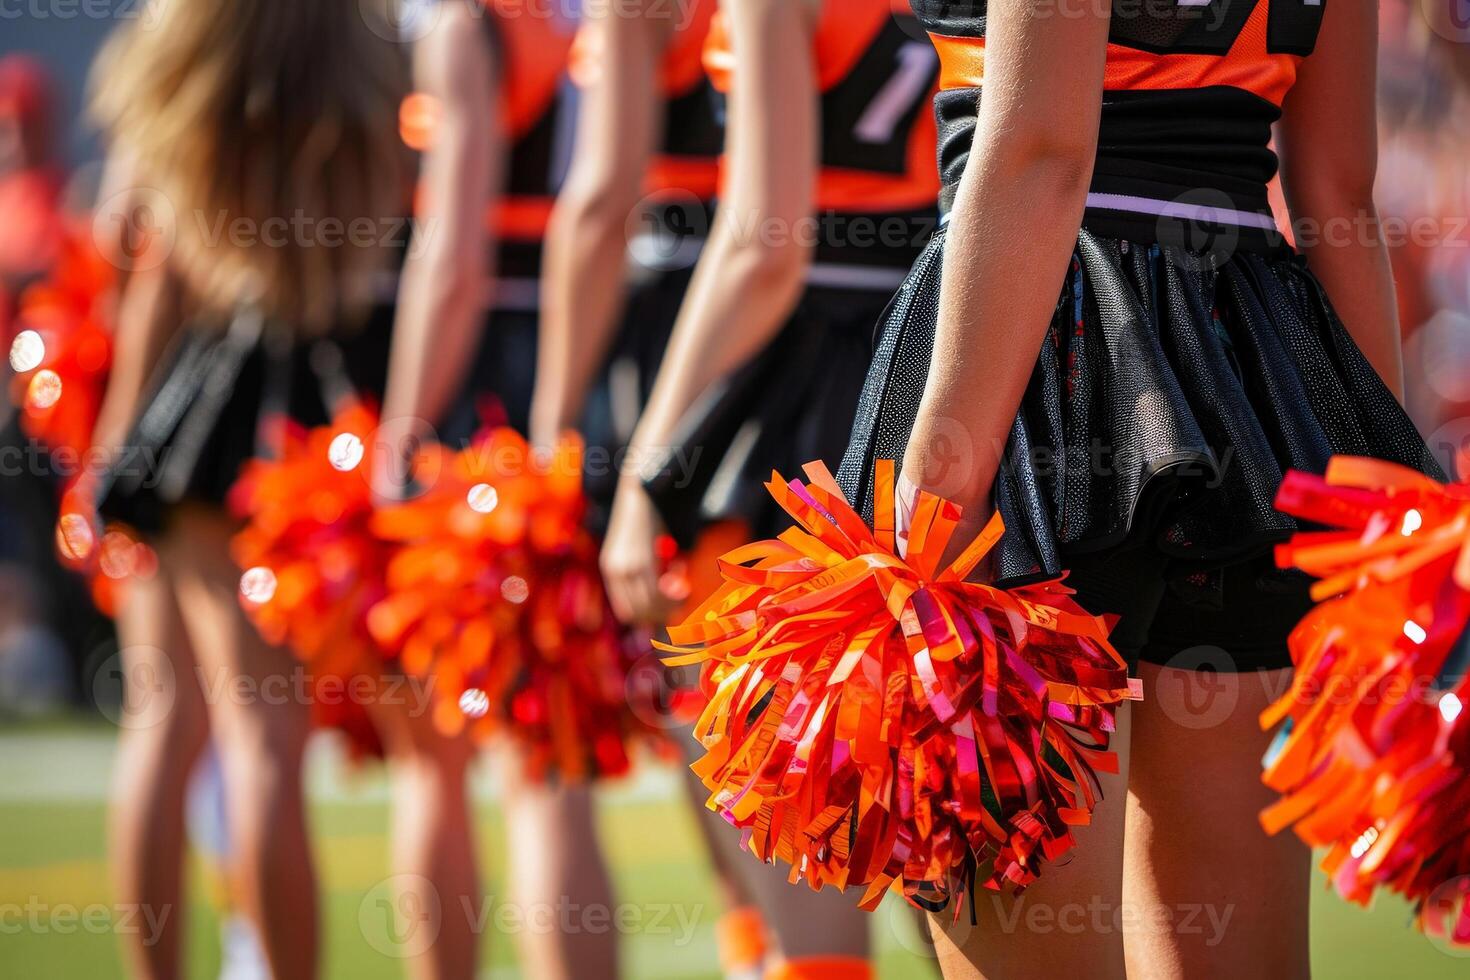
[930, 705, 1133, 980]
[159, 505, 311, 751]
[1123, 662, 1311, 980]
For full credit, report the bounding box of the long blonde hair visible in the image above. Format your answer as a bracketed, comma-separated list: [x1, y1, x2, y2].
[91, 0, 410, 332]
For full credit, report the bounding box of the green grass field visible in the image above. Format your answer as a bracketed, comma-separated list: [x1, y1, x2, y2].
[0, 721, 1464, 979]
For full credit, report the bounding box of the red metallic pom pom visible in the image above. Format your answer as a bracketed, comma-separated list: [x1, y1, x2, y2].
[229, 405, 389, 682]
[368, 428, 668, 781]
[1265, 457, 1470, 946]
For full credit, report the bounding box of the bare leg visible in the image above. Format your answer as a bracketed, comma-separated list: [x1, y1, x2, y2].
[679, 749, 870, 974]
[929, 705, 1132, 980]
[677, 760, 757, 912]
[366, 681, 481, 980]
[109, 565, 210, 979]
[1123, 663, 1311, 979]
[751, 868, 872, 971]
[676, 762, 769, 978]
[501, 758, 619, 980]
[164, 507, 318, 980]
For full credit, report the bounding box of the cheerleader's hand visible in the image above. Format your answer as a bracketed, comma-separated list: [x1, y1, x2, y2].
[899, 423, 998, 581]
[601, 479, 679, 626]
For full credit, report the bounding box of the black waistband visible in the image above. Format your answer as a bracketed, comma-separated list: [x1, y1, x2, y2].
[937, 170, 1286, 255]
[935, 85, 1289, 251]
[808, 207, 939, 271]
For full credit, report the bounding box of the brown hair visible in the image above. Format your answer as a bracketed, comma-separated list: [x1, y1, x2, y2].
[91, 0, 410, 332]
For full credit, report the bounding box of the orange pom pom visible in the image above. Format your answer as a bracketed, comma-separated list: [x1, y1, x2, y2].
[658, 461, 1135, 912]
[1265, 458, 1470, 945]
[229, 405, 388, 682]
[369, 428, 669, 781]
[7, 228, 138, 618]
[8, 230, 115, 459]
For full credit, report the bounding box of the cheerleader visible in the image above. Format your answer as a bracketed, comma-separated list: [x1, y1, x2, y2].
[597, 1, 941, 976]
[375, 3, 623, 978]
[529, 0, 723, 496]
[530, 2, 780, 976]
[87, 3, 406, 977]
[837, 3, 1440, 978]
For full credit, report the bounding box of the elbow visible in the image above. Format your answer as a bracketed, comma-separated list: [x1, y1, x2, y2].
[725, 237, 809, 308]
[403, 245, 484, 314]
[1281, 137, 1379, 221]
[1300, 164, 1378, 220]
[552, 175, 642, 242]
[984, 124, 1097, 202]
[438, 254, 485, 306]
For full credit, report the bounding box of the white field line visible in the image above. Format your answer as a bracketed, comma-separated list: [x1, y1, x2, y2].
[0, 731, 687, 805]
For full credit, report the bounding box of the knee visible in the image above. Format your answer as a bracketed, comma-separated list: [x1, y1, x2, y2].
[375, 702, 475, 779]
[390, 743, 472, 803]
[214, 728, 306, 817]
[114, 701, 209, 785]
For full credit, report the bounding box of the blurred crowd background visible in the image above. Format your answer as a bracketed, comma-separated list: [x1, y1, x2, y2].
[3, 2, 1470, 978]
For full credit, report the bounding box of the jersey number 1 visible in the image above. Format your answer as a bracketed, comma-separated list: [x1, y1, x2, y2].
[853, 42, 939, 145]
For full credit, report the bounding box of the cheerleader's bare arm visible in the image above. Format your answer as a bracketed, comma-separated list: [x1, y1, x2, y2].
[901, 0, 1111, 525]
[531, 0, 669, 447]
[1277, 0, 1405, 399]
[380, 3, 500, 459]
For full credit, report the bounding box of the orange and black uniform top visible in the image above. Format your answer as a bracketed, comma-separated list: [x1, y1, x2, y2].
[917, 0, 1326, 247]
[569, 0, 723, 271]
[400, 0, 575, 292]
[704, 0, 943, 278]
[568, 0, 723, 204]
[481, 0, 576, 283]
[650, 0, 723, 201]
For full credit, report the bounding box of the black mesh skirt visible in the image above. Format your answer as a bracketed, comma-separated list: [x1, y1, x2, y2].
[438, 306, 539, 448]
[581, 267, 690, 535]
[837, 226, 1445, 585]
[98, 304, 394, 535]
[644, 283, 894, 546]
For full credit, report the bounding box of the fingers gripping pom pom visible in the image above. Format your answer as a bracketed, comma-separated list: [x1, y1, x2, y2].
[657, 460, 1136, 912]
[1266, 458, 1470, 944]
[368, 429, 668, 781]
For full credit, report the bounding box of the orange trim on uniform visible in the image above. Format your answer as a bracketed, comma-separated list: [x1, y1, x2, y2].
[704, 0, 940, 214]
[479, 0, 575, 138]
[928, 32, 986, 92]
[645, 157, 722, 201]
[490, 196, 555, 242]
[1104, 1, 1299, 106]
[931, 2, 1302, 107]
[661, 0, 718, 96]
[764, 956, 875, 980]
[705, 0, 905, 94]
[810, 0, 896, 91]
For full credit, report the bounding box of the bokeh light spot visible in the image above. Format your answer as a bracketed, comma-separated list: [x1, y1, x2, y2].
[328, 432, 365, 472]
[240, 566, 279, 604]
[9, 329, 45, 372]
